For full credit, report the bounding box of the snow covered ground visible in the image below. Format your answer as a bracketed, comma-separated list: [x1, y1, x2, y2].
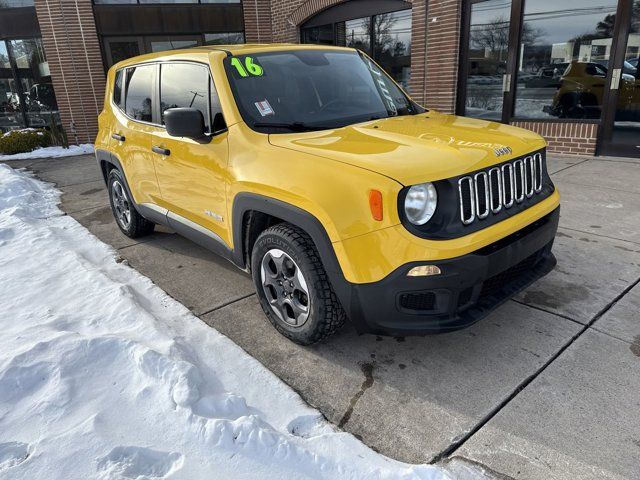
[0, 164, 481, 479]
[0, 144, 94, 162]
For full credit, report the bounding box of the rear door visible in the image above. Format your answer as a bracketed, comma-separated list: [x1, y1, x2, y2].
[150, 61, 230, 245]
[110, 63, 163, 206]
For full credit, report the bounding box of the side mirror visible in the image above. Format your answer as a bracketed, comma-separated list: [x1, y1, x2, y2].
[164, 107, 206, 139]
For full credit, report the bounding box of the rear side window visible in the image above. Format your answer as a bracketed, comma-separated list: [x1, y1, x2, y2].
[113, 69, 123, 109]
[125, 65, 155, 122]
[160, 63, 210, 129]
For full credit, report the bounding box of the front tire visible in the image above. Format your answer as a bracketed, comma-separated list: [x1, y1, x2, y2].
[251, 223, 346, 345]
[107, 168, 154, 238]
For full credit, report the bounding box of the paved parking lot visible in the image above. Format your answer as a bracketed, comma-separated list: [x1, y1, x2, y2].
[6, 153, 640, 479]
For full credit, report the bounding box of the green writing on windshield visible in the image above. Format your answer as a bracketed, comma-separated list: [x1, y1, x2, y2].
[231, 56, 264, 77]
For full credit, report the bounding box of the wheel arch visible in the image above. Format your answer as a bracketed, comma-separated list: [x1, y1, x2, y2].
[231, 193, 350, 295]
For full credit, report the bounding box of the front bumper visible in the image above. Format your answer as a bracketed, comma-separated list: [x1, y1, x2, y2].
[334, 207, 559, 335]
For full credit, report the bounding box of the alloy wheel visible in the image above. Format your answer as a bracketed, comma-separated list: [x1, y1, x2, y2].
[111, 180, 131, 229]
[260, 248, 311, 326]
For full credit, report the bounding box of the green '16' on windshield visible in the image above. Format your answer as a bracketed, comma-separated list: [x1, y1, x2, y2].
[231, 57, 264, 77]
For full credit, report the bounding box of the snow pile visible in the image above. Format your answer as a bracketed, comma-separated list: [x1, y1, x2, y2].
[0, 164, 456, 479]
[0, 144, 94, 161]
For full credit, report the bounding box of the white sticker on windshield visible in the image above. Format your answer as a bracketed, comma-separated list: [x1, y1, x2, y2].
[255, 99, 274, 117]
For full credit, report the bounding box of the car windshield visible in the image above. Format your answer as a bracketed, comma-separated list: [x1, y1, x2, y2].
[224, 49, 423, 133]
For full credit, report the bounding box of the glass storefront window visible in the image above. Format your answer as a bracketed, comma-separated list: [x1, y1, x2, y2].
[0, 0, 35, 7]
[148, 37, 199, 52]
[0, 42, 22, 129]
[515, 0, 619, 119]
[301, 24, 334, 45]
[105, 38, 142, 66]
[373, 9, 411, 89]
[344, 18, 371, 55]
[204, 32, 244, 44]
[8, 38, 59, 128]
[302, 8, 412, 91]
[463, 0, 512, 120]
[0, 38, 59, 131]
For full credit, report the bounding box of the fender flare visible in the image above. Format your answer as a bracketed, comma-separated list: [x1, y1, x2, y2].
[231, 193, 357, 318]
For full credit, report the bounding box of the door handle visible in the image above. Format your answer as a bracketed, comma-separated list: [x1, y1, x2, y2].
[152, 145, 170, 156]
[111, 133, 125, 142]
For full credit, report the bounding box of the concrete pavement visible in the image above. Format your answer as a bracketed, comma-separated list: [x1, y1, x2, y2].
[5, 153, 640, 478]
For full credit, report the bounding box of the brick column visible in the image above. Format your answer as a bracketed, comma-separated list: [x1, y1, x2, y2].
[408, 0, 427, 105]
[243, 0, 274, 43]
[34, 0, 105, 145]
[424, 0, 462, 113]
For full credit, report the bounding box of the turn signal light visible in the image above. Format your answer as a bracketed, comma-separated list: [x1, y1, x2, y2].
[369, 190, 383, 221]
[407, 265, 441, 277]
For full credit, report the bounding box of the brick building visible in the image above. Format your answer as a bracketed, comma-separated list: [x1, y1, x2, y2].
[1, 0, 638, 157]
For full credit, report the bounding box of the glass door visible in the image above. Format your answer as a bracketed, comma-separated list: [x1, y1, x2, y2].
[458, 0, 513, 121]
[599, 0, 640, 157]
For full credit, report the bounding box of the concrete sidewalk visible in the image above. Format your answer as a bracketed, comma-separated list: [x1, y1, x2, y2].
[5, 153, 640, 479]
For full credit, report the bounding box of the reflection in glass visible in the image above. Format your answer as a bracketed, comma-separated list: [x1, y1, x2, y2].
[301, 24, 334, 45]
[611, 3, 640, 149]
[6, 38, 59, 129]
[515, 0, 618, 119]
[0, 0, 34, 7]
[463, 0, 511, 120]
[204, 32, 245, 45]
[149, 38, 199, 52]
[372, 10, 411, 89]
[125, 65, 154, 122]
[160, 63, 210, 129]
[107, 39, 141, 66]
[301, 9, 412, 91]
[344, 18, 371, 55]
[1, 41, 23, 129]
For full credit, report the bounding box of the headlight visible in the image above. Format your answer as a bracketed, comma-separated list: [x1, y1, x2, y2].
[404, 182, 437, 225]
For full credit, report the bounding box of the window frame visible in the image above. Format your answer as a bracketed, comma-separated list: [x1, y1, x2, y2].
[116, 59, 226, 136]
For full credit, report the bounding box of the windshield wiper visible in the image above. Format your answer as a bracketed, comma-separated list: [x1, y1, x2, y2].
[252, 122, 334, 132]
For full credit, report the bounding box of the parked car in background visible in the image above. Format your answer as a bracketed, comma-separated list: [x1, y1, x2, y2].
[545, 61, 639, 119]
[468, 57, 507, 75]
[524, 63, 569, 88]
[95, 45, 560, 344]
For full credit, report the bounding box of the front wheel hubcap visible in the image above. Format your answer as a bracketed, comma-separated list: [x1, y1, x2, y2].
[260, 249, 311, 327]
[111, 180, 131, 229]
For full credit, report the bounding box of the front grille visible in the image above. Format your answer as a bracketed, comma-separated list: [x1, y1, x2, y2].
[399, 292, 436, 311]
[459, 153, 544, 225]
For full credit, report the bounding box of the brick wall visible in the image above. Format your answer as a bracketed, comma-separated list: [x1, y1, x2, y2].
[34, 0, 105, 145]
[424, 0, 461, 112]
[243, 0, 274, 43]
[511, 122, 599, 156]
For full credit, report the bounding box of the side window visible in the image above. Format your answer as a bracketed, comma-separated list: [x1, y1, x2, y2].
[210, 77, 226, 133]
[160, 63, 211, 130]
[113, 69, 123, 109]
[125, 65, 155, 122]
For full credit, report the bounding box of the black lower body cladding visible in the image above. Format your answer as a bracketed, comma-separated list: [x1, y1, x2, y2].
[332, 208, 560, 336]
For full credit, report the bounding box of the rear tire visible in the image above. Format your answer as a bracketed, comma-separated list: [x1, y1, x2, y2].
[251, 223, 346, 345]
[107, 168, 154, 238]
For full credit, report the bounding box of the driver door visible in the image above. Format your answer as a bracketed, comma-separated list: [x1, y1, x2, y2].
[149, 61, 230, 246]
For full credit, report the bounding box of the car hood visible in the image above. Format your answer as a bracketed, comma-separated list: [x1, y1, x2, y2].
[268, 112, 546, 186]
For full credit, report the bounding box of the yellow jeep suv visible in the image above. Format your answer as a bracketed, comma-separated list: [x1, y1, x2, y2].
[95, 44, 560, 344]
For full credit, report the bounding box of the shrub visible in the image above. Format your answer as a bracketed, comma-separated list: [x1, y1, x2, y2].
[0, 128, 52, 155]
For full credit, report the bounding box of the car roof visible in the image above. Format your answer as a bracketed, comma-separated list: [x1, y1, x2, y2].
[192, 43, 355, 55]
[111, 43, 357, 70]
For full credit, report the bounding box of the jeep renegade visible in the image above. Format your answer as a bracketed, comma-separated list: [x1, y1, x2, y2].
[95, 44, 560, 345]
